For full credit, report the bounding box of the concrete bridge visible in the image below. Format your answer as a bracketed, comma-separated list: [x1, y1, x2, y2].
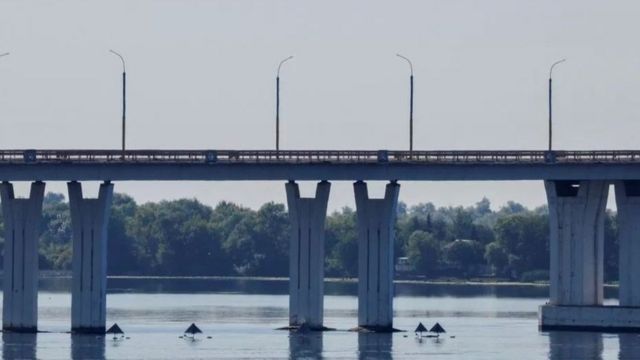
[3, 149, 640, 333]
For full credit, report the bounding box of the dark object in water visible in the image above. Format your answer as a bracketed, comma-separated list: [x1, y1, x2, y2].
[429, 323, 446, 337]
[106, 323, 124, 340]
[414, 322, 427, 336]
[296, 322, 311, 333]
[184, 323, 203, 338]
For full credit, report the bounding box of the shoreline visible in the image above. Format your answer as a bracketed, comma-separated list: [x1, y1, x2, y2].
[35, 273, 620, 288]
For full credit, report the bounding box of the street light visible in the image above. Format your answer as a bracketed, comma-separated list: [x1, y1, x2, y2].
[548, 59, 566, 151]
[0, 52, 8, 58]
[276, 56, 293, 152]
[109, 49, 126, 157]
[397, 54, 414, 157]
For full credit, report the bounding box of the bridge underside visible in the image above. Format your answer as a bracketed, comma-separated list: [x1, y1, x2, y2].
[4, 163, 640, 181]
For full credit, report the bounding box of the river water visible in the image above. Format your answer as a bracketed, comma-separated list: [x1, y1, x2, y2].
[1, 278, 637, 359]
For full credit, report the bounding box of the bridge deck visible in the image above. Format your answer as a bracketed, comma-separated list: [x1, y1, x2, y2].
[1, 150, 640, 181]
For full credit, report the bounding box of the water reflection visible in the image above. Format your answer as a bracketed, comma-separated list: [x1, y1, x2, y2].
[358, 333, 392, 360]
[548, 331, 602, 360]
[619, 333, 640, 359]
[71, 334, 106, 360]
[289, 332, 323, 360]
[2, 333, 36, 359]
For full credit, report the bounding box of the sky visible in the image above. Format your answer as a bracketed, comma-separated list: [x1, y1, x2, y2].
[0, 0, 638, 211]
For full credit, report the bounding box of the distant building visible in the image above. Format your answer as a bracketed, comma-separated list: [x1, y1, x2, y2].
[395, 257, 414, 273]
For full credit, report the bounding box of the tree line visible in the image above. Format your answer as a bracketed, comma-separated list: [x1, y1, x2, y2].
[0, 193, 620, 282]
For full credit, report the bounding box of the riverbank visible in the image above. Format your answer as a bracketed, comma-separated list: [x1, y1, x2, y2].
[34, 271, 621, 288]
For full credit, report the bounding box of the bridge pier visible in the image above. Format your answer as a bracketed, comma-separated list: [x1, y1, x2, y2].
[539, 180, 613, 330]
[286, 180, 330, 330]
[1, 182, 45, 333]
[354, 181, 400, 332]
[615, 181, 640, 307]
[69, 181, 114, 334]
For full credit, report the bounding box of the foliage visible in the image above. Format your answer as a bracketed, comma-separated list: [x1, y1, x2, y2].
[0, 191, 620, 281]
[404, 230, 439, 275]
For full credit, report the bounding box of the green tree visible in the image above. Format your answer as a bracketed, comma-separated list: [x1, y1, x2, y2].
[404, 230, 440, 275]
[444, 239, 484, 269]
[107, 193, 138, 275]
[39, 192, 72, 270]
[127, 199, 225, 275]
[484, 241, 508, 275]
[325, 207, 358, 277]
[494, 213, 548, 277]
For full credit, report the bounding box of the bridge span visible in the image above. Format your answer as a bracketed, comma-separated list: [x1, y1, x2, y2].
[2, 149, 640, 181]
[3, 148, 640, 334]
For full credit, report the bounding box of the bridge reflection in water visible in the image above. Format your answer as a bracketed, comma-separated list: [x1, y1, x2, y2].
[71, 334, 106, 360]
[2, 333, 36, 360]
[289, 332, 323, 360]
[358, 333, 392, 360]
[548, 332, 603, 360]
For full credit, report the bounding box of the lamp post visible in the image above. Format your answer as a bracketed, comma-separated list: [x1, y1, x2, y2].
[397, 54, 414, 157]
[276, 56, 293, 152]
[109, 50, 126, 158]
[0, 52, 8, 58]
[548, 59, 565, 151]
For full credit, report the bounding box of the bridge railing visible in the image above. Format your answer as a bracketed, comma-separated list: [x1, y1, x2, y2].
[1, 149, 640, 164]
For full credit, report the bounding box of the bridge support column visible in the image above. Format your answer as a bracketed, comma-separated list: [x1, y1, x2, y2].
[69, 181, 114, 334]
[354, 181, 400, 332]
[1, 182, 45, 333]
[286, 181, 330, 330]
[539, 180, 615, 331]
[615, 181, 640, 307]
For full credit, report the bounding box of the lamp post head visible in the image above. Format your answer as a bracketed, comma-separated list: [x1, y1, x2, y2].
[549, 59, 566, 79]
[0, 52, 9, 58]
[277, 56, 294, 78]
[396, 53, 413, 76]
[109, 49, 126, 72]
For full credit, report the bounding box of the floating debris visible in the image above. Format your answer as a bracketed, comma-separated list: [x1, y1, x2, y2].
[414, 322, 427, 337]
[429, 323, 446, 338]
[105, 323, 124, 340]
[184, 323, 203, 340]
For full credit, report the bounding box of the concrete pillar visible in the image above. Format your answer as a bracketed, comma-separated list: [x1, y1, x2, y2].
[354, 181, 400, 331]
[69, 181, 114, 334]
[545, 180, 608, 306]
[286, 180, 330, 329]
[1, 181, 45, 332]
[615, 180, 640, 306]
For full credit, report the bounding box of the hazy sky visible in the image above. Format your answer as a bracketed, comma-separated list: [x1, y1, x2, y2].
[0, 0, 638, 210]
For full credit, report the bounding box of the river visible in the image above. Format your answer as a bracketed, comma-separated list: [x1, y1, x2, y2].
[0, 278, 635, 359]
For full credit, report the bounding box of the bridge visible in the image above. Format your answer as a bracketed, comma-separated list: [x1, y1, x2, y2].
[3, 149, 640, 180]
[3, 148, 640, 333]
